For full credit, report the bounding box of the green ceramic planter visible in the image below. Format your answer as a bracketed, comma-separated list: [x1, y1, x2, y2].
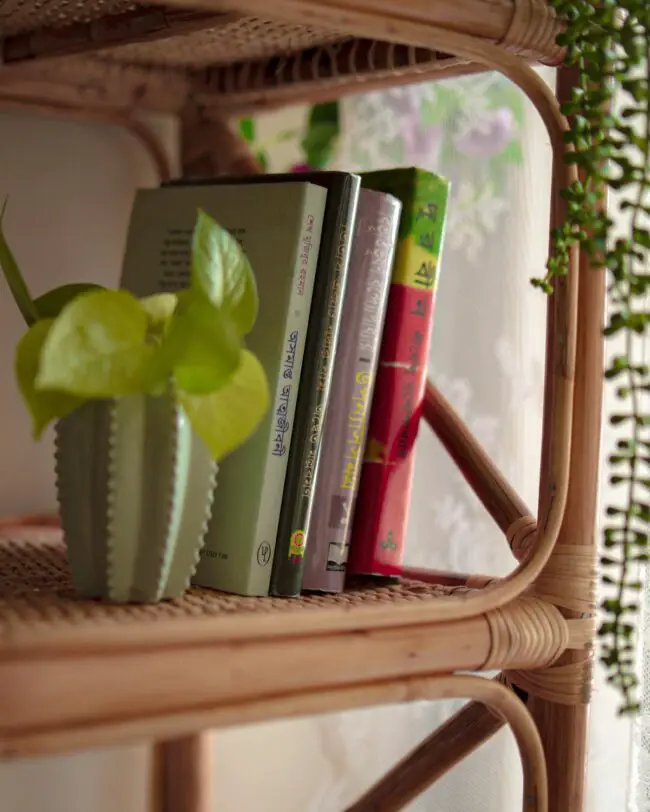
[55, 392, 217, 603]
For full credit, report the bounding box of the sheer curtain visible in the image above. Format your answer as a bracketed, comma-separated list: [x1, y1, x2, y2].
[215, 66, 631, 811]
[209, 69, 550, 811]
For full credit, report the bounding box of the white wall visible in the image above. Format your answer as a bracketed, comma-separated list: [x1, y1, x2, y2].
[0, 110, 175, 810]
[0, 111, 177, 515]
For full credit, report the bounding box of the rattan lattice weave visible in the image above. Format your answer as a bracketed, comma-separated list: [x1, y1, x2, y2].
[0, 0, 139, 34]
[0, 532, 453, 631]
[100, 17, 348, 67]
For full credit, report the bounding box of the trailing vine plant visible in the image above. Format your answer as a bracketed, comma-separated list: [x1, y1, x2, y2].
[535, 0, 650, 713]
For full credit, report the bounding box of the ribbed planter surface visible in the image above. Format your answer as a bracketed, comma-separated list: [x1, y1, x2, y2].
[55, 393, 217, 603]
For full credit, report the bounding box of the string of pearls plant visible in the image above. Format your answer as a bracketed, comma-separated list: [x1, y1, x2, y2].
[536, 0, 649, 713]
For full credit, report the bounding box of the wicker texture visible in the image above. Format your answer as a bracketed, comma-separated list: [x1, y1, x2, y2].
[0, 0, 139, 34]
[0, 533, 453, 630]
[483, 598, 569, 671]
[0, 0, 564, 112]
[102, 17, 347, 67]
[196, 40, 464, 112]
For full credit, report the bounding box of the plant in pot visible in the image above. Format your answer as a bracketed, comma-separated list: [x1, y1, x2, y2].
[541, 0, 649, 712]
[0, 203, 269, 603]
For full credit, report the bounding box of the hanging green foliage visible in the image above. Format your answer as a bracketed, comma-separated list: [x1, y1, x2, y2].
[540, 0, 650, 713]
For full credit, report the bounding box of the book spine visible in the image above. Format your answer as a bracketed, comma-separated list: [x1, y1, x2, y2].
[348, 177, 449, 578]
[302, 190, 401, 593]
[270, 183, 359, 597]
[242, 204, 324, 596]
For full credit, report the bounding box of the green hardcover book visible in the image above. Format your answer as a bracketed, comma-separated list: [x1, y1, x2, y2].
[268, 173, 360, 596]
[118, 181, 328, 596]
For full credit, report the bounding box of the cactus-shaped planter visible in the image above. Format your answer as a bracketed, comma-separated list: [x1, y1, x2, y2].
[55, 391, 217, 603]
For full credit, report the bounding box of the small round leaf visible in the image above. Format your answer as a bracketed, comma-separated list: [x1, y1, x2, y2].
[179, 349, 269, 461]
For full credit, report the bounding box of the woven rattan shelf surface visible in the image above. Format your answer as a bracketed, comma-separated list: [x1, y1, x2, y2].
[1, 531, 455, 645]
[0, 530, 562, 759]
[0, 0, 563, 115]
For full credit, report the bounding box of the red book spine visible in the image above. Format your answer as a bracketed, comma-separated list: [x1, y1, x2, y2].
[347, 168, 450, 578]
[347, 283, 434, 576]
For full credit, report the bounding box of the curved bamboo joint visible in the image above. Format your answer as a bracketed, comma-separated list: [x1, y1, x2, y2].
[344, 674, 547, 812]
[345, 674, 512, 811]
[0, 94, 172, 182]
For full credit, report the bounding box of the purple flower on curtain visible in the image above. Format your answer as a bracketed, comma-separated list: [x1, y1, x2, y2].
[402, 116, 443, 166]
[453, 107, 515, 158]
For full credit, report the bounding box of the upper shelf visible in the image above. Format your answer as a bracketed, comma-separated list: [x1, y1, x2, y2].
[0, 0, 563, 116]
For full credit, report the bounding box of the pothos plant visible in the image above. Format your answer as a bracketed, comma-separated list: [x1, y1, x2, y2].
[537, 0, 650, 713]
[0, 202, 269, 462]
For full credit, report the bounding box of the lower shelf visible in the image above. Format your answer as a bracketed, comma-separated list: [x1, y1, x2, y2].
[0, 531, 548, 758]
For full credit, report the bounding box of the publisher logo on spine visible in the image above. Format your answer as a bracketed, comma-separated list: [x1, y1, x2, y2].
[256, 542, 272, 567]
[288, 529, 306, 560]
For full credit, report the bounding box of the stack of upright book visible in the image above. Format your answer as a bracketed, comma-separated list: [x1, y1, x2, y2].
[119, 167, 450, 597]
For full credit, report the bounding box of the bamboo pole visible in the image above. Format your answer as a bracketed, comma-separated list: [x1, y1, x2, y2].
[151, 736, 212, 812]
[423, 382, 534, 548]
[163, 0, 563, 64]
[346, 686, 507, 810]
[525, 64, 604, 812]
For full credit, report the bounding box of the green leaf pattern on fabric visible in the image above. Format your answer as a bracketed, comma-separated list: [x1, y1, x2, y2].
[236, 74, 525, 260]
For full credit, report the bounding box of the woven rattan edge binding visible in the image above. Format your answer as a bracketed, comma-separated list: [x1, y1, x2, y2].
[192, 40, 474, 113]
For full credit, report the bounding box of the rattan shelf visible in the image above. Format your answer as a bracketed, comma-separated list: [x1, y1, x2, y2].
[0, 530, 587, 761]
[0, 3, 603, 812]
[0, 0, 563, 116]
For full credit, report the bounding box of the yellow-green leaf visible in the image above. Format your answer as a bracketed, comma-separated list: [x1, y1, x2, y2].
[141, 292, 178, 328]
[34, 283, 104, 320]
[36, 289, 154, 397]
[154, 293, 242, 396]
[191, 208, 258, 335]
[179, 349, 269, 461]
[15, 319, 84, 438]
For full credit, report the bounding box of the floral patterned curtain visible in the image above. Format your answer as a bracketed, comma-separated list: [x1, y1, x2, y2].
[216, 69, 632, 812]
[208, 72, 551, 811]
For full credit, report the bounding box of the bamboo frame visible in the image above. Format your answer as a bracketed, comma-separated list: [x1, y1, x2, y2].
[0, 0, 563, 116]
[522, 65, 604, 812]
[152, 736, 212, 812]
[0, 3, 603, 811]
